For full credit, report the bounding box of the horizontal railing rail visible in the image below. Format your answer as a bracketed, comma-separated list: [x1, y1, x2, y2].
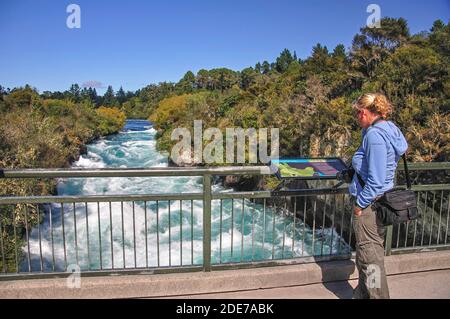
[0, 164, 449, 280]
[396, 162, 450, 170]
[0, 166, 272, 178]
[1, 161, 448, 178]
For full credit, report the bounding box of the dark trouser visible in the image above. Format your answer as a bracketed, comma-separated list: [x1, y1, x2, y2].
[352, 204, 390, 299]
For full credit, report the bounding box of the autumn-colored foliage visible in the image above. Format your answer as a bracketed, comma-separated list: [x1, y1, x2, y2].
[96, 106, 126, 136]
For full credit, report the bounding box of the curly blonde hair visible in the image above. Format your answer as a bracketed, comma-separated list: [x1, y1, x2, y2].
[353, 93, 393, 118]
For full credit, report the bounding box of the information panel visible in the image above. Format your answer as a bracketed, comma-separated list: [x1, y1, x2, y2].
[270, 158, 347, 180]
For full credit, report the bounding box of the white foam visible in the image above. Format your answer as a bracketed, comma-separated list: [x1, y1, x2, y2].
[73, 155, 106, 168]
[124, 128, 157, 134]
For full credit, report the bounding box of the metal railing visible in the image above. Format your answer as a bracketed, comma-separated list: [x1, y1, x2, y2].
[0, 164, 448, 279]
[387, 185, 450, 255]
[387, 162, 450, 255]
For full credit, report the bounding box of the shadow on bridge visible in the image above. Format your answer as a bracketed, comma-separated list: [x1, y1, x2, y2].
[314, 257, 356, 299]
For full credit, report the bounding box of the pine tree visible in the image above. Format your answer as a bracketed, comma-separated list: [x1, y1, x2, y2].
[69, 83, 81, 102]
[261, 61, 270, 74]
[103, 85, 117, 106]
[176, 71, 196, 93]
[255, 62, 262, 73]
[116, 86, 126, 105]
[275, 49, 295, 73]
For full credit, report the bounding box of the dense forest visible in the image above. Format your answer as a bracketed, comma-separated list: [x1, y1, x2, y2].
[147, 18, 449, 164]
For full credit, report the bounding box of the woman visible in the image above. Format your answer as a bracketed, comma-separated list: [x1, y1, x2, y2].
[349, 93, 408, 299]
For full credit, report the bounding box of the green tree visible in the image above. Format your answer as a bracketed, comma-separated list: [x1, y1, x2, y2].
[89, 88, 99, 106]
[103, 85, 117, 106]
[254, 62, 262, 73]
[261, 61, 271, 74]
[332, 44, 346, 59]
[351, 17, 410, 79]
[2, 85, 40, 111]
[207, 68, 239, 92]
[240, 67, 257, 90]
[304, 44, 331, 78]
[176, 71, 196, 93]
[366, 45, 447, 126]
[196, 69, 210, 89]
[116, 86, 126, 105]
[275, 49, 295, 73]
[429, 20, 450, 58]
[68, 84, 81, 102]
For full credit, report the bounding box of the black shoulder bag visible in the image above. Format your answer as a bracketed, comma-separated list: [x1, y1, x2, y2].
[355, 125, 419, 226]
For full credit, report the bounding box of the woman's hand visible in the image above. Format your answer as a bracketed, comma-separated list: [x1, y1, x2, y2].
[354, 206, 363, 216]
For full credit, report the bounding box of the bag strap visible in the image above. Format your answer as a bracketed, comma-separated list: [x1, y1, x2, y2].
[356, 171, 365, 189]
[402, 153, 412, 189]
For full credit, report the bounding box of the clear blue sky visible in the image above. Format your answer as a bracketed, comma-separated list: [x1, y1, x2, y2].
[0, 0, 448, 94]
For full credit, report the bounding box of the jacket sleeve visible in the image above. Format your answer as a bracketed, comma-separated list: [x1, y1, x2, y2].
[356, 130, 387, 208]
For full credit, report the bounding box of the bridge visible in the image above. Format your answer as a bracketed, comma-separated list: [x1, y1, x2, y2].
[0, 163, 449, 298]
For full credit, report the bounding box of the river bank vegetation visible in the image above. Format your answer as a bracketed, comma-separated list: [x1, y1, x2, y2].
[0, 86, 126, 270]
[0, 86, 126, 195]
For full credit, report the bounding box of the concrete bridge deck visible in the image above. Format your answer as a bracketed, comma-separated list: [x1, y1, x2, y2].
[1, 250, 450, 299]
[164, 269, 450, 299]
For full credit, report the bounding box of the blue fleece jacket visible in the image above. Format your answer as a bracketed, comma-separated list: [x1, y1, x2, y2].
[349, 120, 408, 208]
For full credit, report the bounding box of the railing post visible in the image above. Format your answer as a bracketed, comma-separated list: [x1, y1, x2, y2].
[385, 225, 393, 256]
[203, 174, 212, 272]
